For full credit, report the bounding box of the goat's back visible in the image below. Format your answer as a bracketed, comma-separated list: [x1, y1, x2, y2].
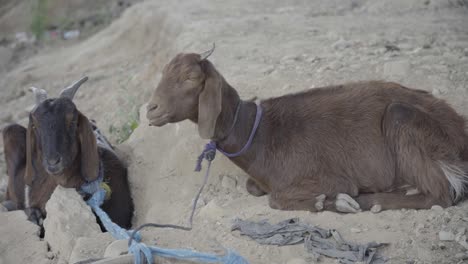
[255, 81, 467, 194]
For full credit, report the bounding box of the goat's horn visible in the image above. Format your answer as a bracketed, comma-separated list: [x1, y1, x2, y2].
[199, 43, 216, 60]
[28, 87, 48, 105]
[59, 76, 89, 100]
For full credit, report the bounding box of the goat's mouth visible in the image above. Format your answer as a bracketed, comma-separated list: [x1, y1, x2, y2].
[147, 112, 171, 127]
[46, 164, 64, 175]
[148, 116, 170, 127]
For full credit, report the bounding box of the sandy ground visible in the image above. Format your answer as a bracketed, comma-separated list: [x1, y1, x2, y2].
[1, 0, 468, 263]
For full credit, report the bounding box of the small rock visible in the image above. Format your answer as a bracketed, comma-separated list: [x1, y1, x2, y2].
[44, 186, 102, 262]
[371, 204, 382, 213]
[422, 43, 432, 49]
[263, 66, 275, 75]
[281, 55, 301, 63]
[431, 205, 443, 211]
[438, 243, 446, 250]
[350, 228, 362, 233]
[199, 200, 224, 220]
[46, 252, 55, 259]
[306, 56, 320, 63]
[332, 38, 352, 50]
[221, 176, 237, 190]
[439, 230, 455, 241]
[385, 44, 400, 52]
[104, 239, 128, 258]
[0, 211, 50, 263]
[69, 233, 114, 263]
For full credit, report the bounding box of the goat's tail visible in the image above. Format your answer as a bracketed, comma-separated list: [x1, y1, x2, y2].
[437, 161, 468, 202]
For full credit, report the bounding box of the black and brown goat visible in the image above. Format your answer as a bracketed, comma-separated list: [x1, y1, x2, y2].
[2, 77, 134, 228]
[146, 47, 468, 213]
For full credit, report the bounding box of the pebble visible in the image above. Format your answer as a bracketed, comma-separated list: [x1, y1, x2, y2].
[221, 175, 237, 190]
[431, 205, 443, 211]
[439, 230, 455, 241]
[332, 38, 352, 50]
[350, 228, 362, 233]
[263, 66, 275, 75]
[371, 204, 382, 213]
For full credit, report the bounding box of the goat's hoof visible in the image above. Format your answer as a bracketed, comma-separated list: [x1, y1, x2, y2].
[335, 193, 361, 213]
[25, 208, 43, 226]
[371, 204, 382, 213]
[405, 188, 420, 196]
[315, 194, 326, 211]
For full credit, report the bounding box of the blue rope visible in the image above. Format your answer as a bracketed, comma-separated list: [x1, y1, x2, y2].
[83, 159, 249, 264]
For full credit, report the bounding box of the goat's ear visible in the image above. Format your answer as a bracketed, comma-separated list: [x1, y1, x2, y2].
[77, 112, 99, 181]
[24, 119, 36, 186]
[198, 60, 223, 139]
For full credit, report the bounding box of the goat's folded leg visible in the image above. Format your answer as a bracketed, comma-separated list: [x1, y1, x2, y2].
[268, 191, 330, 212]
[383, 102, 466, 205]
[353, 191, 451, 211]
[246, 178, 267, 197]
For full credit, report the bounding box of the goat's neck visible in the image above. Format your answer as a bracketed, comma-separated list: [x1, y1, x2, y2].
[210, 83, 269, 192]
[214, 84, 257, 154]
[54, 158, 85, 188]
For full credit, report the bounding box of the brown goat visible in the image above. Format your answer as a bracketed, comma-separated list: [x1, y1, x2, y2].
[146, 48, 468, 213]
[2, 78, 134, 229]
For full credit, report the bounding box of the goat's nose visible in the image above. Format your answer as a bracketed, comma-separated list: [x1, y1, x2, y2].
[147, 103, 158, 112]
[47, 156, 61, 166]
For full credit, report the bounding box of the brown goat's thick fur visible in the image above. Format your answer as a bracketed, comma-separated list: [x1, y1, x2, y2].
[147, 52, 468, 212]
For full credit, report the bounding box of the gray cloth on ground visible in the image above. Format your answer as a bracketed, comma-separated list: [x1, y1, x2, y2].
[231, 218, 387, 264]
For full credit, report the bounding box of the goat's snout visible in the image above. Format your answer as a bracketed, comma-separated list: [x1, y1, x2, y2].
[146, 102, 170, 127]
[147, 103, 158, 112]
[45, 154, 64, 175]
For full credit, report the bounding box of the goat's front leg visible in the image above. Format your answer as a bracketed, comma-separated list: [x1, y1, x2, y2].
[246, 178, 267, 197]
[24, 207, 44, 226]
[268, 191, 328, 212]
